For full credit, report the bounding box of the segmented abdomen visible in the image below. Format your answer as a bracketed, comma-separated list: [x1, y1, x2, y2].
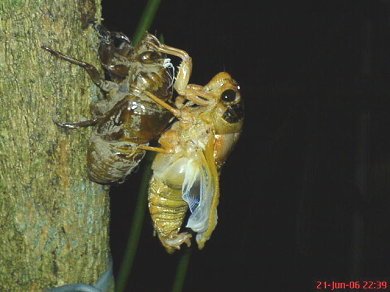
[87, 135, 145, 184]
[148, 176, 188, 242]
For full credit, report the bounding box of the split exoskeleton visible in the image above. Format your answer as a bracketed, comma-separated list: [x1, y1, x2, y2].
[43, 25, 243, 252]
[42, 25, 177, 184]
[135, 42, 244, 253]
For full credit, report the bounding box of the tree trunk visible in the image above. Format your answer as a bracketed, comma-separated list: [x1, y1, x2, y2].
[0, 1, 113, 290]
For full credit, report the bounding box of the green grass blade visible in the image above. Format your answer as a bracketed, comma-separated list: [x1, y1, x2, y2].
[171, 248, 192, 292]
[115, 153, 155, 292]
[116, 2, 192, 291]
[132, 0, 162, 45]
[115, 1, 162, 291]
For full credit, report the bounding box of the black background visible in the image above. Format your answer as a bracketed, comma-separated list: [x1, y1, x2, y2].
[103, 1, 390, 291]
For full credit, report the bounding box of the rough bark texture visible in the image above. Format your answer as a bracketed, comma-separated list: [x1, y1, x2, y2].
[0, 1, 112, 290]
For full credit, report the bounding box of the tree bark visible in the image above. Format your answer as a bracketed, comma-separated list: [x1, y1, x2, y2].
[0, 0, 112, 290]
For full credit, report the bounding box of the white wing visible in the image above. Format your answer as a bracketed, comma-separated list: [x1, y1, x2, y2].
[182, 150, 215, 234]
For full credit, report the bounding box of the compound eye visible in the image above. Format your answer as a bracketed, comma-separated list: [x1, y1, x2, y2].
[222, 103, 244, 124]
[112, 33, 131, 49]
[221, 89, 237, 103]
[139, 51, 160, 63]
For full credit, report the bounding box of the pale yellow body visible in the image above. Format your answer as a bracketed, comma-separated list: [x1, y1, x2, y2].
[148, 177, 190, 253]
[141, 42, 244, 253]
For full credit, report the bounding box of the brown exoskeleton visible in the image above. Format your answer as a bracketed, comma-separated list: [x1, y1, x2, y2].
[42, 25, 178, 184]
[137, 43, 244, 253]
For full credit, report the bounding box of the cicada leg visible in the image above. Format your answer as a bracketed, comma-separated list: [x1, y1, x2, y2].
[147, 43, 192, 96]
[130, 86, 181, 117]
[147, 43, 215, 105]
[41, 46, 118, 93]
[53, 118, 99, 129]
[137, 145, 171, 154]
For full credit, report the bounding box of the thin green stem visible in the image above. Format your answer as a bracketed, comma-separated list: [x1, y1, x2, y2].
[115, 2, 192, 291]
[115, 153, 155, 292]
[171, 248, 192, 292]
[114, 2, 162, 291]
[132, 0, 161, 45]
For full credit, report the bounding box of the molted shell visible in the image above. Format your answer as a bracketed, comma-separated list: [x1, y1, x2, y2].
[87, 136, 145, 184]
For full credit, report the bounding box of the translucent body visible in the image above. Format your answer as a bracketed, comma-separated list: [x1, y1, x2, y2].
[145, 66, 244, 252]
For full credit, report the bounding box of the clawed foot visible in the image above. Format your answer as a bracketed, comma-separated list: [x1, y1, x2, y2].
[160, 232, 192, 254]
[146, 39, 189, 60]
[145, 37, 162, 52]
[53, 117, 98, 129]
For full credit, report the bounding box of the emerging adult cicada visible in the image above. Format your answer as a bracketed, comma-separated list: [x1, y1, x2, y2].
[42, 25, 179, 184]
[137, 43, 244, 253]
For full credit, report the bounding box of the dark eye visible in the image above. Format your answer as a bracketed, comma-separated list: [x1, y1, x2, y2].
[139, 51, 160, 63]
[222, 103, 244, 124]
[112, 33, 131, 49]
[221, 89, 237, 103]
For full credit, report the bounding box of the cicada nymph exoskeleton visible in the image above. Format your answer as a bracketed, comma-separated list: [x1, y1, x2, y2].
[137, 43, 244, 253]
[42, 25, 178, 184]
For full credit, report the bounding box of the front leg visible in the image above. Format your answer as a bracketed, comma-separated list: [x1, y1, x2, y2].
[54, 117, 99, 129]
[147, 42, 192, 95]
[130, 86, 181, 117]
[149, 43, 214, 105]
[137, 145, 172, 154]
[41, 46, 118, 93]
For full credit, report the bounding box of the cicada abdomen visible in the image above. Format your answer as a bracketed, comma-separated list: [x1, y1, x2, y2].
[42, 25, 178, 184]
[139, 38, 243, 252]
[148, 175, 191, 253]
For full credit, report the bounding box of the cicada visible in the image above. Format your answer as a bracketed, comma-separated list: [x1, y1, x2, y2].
[42, 25, 180, 184]
[137, 43, 244, 253]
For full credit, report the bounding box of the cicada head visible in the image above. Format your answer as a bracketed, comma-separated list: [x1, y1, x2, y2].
[98, 30, 132, 62]
[96, 26, 133, 81]
[189, 72, 244, 168]
[201, 72, 244, 135]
